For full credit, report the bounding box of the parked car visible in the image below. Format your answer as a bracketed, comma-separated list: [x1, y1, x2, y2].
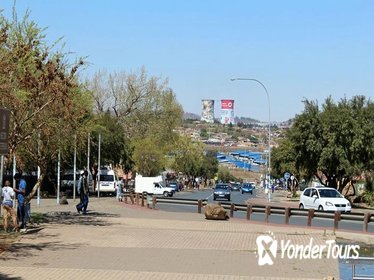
[241, 183, 254, 194]
[213, 183, 231, 201]
[61, 169, 94, 195]
[61, 171, 81, 195]
[299, 186, 351, 212]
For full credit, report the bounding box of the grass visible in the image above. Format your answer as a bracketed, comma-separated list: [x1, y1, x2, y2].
[30, 212, 49, 224]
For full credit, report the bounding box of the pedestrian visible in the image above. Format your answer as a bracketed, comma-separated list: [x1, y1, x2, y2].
[1, 180, 19, 232]
[76, 170, 89, 214]
[91, 164, 98, 192]
[13, 173, 27, 231]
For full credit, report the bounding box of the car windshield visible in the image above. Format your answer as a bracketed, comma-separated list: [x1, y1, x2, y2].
[318, 189, 343, 198]
[100, 175, 114, 181]
[215, 185, 229, 190]
[62, 174, 79, 180]
[243, 184, 252, 188]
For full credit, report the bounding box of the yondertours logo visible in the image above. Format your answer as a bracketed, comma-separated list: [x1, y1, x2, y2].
[256, 232, 360, 266]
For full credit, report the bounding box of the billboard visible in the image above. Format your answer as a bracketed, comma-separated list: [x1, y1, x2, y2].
[220, 99, 235, 125]
[201, 99, 215, 123]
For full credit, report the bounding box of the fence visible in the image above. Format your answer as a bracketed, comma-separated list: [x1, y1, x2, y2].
[121, 192, 374, 232]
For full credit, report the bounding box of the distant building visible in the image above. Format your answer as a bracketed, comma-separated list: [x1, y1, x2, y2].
[201, 99, 215, 123]
[220, 99, 235, 125]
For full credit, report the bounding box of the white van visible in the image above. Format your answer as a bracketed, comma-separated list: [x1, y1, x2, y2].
[97, 169, 117, 195]
[135, 175, 174, 197]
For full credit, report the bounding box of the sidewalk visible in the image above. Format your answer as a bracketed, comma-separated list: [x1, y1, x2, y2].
[0, 197, 354, 279]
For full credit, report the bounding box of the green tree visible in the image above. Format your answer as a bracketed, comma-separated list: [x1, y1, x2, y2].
[271, 138, 297, 178]
[87, 68, 183, 173]
[199, 150, 219, 185]
[200, 128, 208, 138]
[0, 10, 89, 198]
[132, 137, 164, 176]
[274, 96, 374, 195]
[90, 112, 126, 166]
[217, 167, 238, 183]
[87, 68, 183, 142]
[171, 136, 204, 179]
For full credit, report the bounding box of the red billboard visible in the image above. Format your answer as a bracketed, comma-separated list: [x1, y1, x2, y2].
[221, 99, 234, 110]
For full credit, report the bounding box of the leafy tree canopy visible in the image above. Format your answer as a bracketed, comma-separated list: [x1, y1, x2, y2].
[0, 10, 90, 198]
[272, 95, 374, 194]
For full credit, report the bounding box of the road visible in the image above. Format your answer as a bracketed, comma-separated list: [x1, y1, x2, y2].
[155, 188, 374, 233]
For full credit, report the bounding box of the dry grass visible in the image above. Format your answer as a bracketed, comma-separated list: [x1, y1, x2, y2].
[222, 166, 263, 182]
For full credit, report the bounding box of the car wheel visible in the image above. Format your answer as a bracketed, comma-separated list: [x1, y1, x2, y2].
[299, 203, 304, 209]
[318, 205, 323, 211]
[227, 196, 231, 201]
[250, 191, 253, 195]
[213, 196, 216, 201]
[241, 191, 244, 194]
[163, 191, 169, 197]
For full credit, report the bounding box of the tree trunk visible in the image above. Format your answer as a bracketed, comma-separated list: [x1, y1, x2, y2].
[26, 173, 45, 202]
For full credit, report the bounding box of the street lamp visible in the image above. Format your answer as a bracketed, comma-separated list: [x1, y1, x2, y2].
[230, 78, 271, 201]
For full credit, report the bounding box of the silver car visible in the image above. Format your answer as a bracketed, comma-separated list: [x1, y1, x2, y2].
[213, 184, 231, 201]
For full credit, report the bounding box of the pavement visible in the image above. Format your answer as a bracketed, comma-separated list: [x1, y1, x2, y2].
[0, 195, 372, 280]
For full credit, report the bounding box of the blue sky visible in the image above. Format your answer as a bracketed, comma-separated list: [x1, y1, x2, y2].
[2, 0, 374, 122]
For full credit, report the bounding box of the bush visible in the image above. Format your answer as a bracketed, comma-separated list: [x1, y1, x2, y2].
[361, 191, 374, 207]
[217, 167, 239, 183]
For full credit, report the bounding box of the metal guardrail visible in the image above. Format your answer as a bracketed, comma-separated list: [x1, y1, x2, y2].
[349, 257, 374, 280]
[122, 192, 207, 213]
[121, 193, 374, 232]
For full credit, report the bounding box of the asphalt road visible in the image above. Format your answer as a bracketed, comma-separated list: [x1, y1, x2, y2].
[155, 188, 374, 233]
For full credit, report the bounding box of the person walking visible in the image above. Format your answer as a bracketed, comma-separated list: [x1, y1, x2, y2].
[13, 173, 27, 231]
[76, 170, 89, 214]
[1, 180, 19, 232]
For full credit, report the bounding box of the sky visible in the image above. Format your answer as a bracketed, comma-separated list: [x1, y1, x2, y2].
[1, 0, 374, 122]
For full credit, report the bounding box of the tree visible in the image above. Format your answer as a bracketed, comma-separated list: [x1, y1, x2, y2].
[87, 68, 183, 174]
[200, 128, 208, 139]
[90, 112, 126, 166]
[217, 167, 238, 183]
[0, 10, 90, 199]
[273, 96, 374, 195]
[271, 138, 297, 178]
[87, 67, 183, 141]
[132, 137, 164, 176]
[199, 150, 219, 186]
[171, 136, 204, 180]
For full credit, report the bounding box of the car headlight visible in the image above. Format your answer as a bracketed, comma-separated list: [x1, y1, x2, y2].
[347, 202, 351, 206]
[325, 201, 333, 206]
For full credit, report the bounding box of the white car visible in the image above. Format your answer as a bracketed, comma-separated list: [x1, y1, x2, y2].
[299, 186, 351, 212]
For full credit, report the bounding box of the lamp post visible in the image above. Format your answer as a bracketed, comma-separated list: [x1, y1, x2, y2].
[230, 78, 271, 201]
